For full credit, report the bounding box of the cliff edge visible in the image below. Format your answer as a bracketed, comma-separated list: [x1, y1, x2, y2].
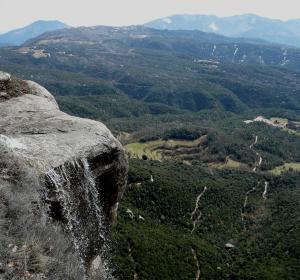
[0, 71, 127, 279]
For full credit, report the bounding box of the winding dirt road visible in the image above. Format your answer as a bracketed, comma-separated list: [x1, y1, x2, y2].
[190, 186, 208, 234]
[189, 186, 208, 280]
[191, 248, 200, 280]
[241, 183, 259, 230]
[250, 135, 263, 172]
[250, 135, 258, 149]
[262, 181, 269, 200]
[128, 241, 138, 280]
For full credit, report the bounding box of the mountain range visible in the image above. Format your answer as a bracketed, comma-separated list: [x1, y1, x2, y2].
[2, 25, 300, 117]
[146, 14, 300, 48]
[0, 20, 69, 46]
[3, 14, 300, 49]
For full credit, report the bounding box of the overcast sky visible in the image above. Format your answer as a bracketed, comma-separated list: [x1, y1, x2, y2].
[1, 0, 299, 33]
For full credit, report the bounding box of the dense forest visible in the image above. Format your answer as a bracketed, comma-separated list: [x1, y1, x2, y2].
[112, 160, 300, 279]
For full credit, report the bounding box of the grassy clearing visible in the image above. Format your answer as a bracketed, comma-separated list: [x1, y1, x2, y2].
[270, 117, 288, 126]
[166, 136, 205, 148]
[126, 139, 246, 170]
[270, 162, 300, 175]
[284, 127, 300, 136]
[257, 117, 300, 136]
[208, 158, 243, 170]
[268, 117, 300, 136]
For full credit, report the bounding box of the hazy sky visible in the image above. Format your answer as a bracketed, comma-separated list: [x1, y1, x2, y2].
[1, 0, 299, 33]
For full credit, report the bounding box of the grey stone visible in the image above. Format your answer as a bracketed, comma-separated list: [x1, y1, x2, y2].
[0, 71, 11, 82]
[225, 243, 235, 249]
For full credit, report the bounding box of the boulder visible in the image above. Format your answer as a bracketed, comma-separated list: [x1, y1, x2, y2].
[225, 243, 235, 249]
[0, 71, 11, 82]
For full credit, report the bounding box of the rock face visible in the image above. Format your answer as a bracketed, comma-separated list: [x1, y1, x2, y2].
[0, 71, 127, 279]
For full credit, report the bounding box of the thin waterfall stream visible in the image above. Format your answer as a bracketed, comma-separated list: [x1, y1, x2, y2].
[46, 158, 115, 279]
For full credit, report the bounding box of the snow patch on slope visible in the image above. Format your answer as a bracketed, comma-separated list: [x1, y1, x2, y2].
[212, 45, 217, 56]
[281, 49, 289, 66]
[208, 23, 219, 32]
[233, 45, 239, 61]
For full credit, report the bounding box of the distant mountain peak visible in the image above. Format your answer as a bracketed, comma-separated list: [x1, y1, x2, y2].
[0, 20, 70, 47]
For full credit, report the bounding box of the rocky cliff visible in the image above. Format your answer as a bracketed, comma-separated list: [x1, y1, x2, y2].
[0, 71, 127, 279]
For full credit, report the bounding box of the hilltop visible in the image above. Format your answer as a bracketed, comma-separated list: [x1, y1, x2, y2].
[0, 20, 69, 46]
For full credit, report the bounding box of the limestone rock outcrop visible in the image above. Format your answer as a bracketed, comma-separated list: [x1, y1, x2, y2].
[0, 71, 127, 279]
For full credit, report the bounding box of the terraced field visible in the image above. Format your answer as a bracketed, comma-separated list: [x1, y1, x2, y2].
[208, 157, 245, 170]
[125, 138, 204, 161]
[125, 138, 248, 171]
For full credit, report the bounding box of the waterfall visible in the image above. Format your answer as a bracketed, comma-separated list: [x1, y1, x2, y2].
[46, 158, 115, 279]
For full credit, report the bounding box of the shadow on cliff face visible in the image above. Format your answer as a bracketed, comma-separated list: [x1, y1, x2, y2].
[0, 144, 86, 279]
[40, 147, 127, 280]
[0, 149, 124, 280]
[0, 74, 31, 102]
